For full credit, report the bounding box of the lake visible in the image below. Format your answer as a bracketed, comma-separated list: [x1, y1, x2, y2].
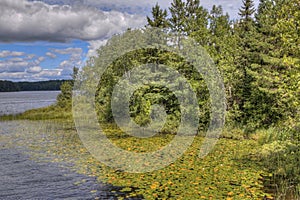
[0, 91, 60, 116]
[0, 121, 126, 199]
[0, 92, 134, 199]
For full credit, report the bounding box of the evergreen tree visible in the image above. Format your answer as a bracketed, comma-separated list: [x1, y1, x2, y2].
[253, 0, 300, 127]
[57, 67, 78, 108]
[234, 0, 258, 130]
[238, 0, 256, 29]
[185, 0, 209, 45]
[208, 5, 231, 51]
[169, 0, 186, 34]
[147, 3, 169, 28]
[207, 5, 238, 122]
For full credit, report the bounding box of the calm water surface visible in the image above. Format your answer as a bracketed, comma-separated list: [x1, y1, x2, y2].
[0, 92, 142, 199]
[0, 121, 125, 200]
[0, 91, 60, 115]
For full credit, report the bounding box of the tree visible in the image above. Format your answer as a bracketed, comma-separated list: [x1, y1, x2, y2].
[56, 67, 79, 108]
[253, 0, 300, 127]
[169, 0, 186, 34]
[208, 5, 231, 52]
[238, 0, 255, 30]
[147, 3, 169, 28]
[232, 0, 259, 130]
[206, 5, 238, 123]
[185, 0, 209, 45]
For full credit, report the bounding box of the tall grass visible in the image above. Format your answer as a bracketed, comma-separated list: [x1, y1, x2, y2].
[256, 126, 300, 199]
[0, 104, 72, 121]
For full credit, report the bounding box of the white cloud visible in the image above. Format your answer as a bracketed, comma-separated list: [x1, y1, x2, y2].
[0, 50, 25, 58]
[32, 69, 63, 79]
[38, 56, 45, 62]
[6, 57, 25, 62]
[0, 60, 29, 73]
[46, 52, 57, 58]
[0, 51, 51, 79]
[0, 72, 28, 81]
[38, 0, 260, 20]
[53, 47, 82, 55]
[0, 46, 83, 81]
[0, 68, 66, 81]
[26, 66, 42, 73]
[87, 39, 108, 58]
[31, 0, 169, 15]
[53, 47, 83, 67]
[26, 54, 36, 60]
[0, 0, 146, 42]
[50, 47, 83, 76]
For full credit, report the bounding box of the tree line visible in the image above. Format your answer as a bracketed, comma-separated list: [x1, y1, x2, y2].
[76, 0, 299, 133]
[145, 0, 299, 132]
[0, 80, 68, 92]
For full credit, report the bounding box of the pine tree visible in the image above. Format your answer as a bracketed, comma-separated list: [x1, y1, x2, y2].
[234, 0, 258, 130]
[238, 0, 255, 29]
[147, 3, 169, 28]
[185, 0, 209, 45]
[253, 0, 300, 127]
[169, 0, 186, 34]
[207, 5, 238, 120]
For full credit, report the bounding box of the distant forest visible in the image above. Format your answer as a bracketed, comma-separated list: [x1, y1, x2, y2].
[0, 80, 68, 92]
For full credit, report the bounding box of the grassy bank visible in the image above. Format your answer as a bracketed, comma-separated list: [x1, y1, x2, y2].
[0, 105, 72, 121]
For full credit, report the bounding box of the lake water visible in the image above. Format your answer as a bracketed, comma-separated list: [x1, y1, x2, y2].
[0, 121, 127, 200]
[0, 92, 142, 199]
[0, 91, 60, 116]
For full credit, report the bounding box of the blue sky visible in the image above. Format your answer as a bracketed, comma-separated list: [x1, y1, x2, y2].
[0, 0, 259, 82]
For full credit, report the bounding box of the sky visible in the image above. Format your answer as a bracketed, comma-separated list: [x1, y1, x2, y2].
[0, 0, 259, 82]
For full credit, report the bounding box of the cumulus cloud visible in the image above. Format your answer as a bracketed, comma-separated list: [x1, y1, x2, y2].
[0, 50, 65, 81]
[37, 56, 45, 62]
[0, 59, 29, 73]
[86, 39, 108, 58]
[0, 50, 25, 58]
[31, 0, 170, 15]
[53, 47, 83, 67]
[46, 52, 57, 58]
[0, 53, 46, 73]
[37, 0, 259, 20]
[53, 47, 82, 55]
[26, 66, 43, 73]
[0, 47, 84, 81]
[51, 47, 83, 75]
[0, 69, 64, 81]
[26, 54, 36, 60]
[32, 69, 63, 80]
[0, 0, 146, 42]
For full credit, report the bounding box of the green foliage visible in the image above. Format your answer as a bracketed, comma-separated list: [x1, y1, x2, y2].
[0, 80, 66, 92]
[147, 3, 169, 28]
[0, 105, 72, 121]
[238, 0, 255, 24]
[256, 126, 300, 198]
[56, 67, 78, 109]
[57, 81, 73, 108]
[94, 48, 210, 132]
[0, 80, 20, 92]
